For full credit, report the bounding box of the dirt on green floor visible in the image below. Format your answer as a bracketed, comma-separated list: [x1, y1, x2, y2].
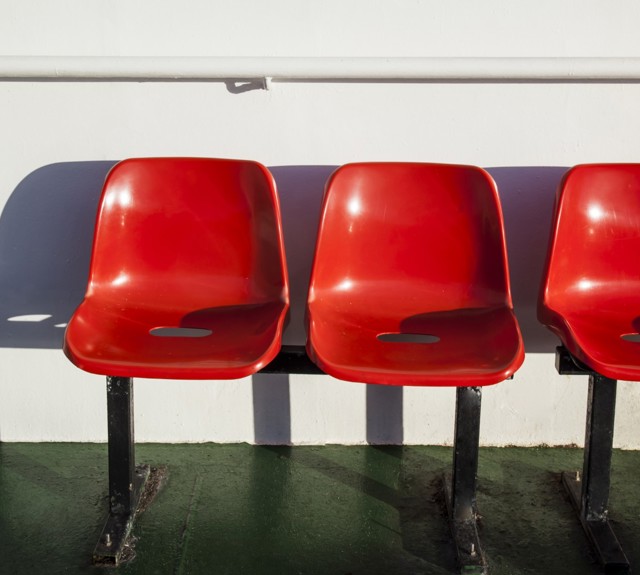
[1, 443, 638, 575]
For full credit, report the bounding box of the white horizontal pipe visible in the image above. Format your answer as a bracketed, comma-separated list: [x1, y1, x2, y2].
[2, 56, 640, 82]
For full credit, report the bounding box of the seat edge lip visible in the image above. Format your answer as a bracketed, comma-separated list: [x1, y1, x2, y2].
[305, 340, 524, 387]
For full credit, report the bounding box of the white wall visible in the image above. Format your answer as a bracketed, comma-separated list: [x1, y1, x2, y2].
[1, 1, 640, 446]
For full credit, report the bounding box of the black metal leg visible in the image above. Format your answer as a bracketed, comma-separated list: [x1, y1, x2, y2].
[561, 374, 629, 572]
[93, 376, 150, 566]
[444, 386, 487, 574]
[107, 376, 136, 515]
[583, 374, 617, 522]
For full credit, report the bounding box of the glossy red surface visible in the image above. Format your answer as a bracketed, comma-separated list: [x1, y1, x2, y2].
[539, 164, 640, 381]
[64, 158, 289, 379]
[306, 163, 524, 386]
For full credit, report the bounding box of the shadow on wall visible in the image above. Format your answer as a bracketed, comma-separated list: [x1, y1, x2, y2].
[0, 161, 116, 348]
[270, 166, 335, 346]
[487, 167, 567, 353]
[0, 162, 566, 443]
[252, 165, 334, 445]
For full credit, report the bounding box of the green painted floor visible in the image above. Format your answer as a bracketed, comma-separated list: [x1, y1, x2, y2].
[1, 444, 639, 575]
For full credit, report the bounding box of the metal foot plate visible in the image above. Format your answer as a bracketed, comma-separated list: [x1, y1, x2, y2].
[93, 464, 151, 566]
[561, 471, 630, 573]
[443, 473, 487, 575]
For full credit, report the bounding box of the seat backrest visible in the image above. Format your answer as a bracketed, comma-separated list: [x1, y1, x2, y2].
[308, 163, 512, 312]
[540, 164, 640, 316]
[86, 158, 288, 309]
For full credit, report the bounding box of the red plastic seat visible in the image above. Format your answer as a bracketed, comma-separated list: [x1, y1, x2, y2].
[538, 165, 640, 571]
[306, 162, 524, 386]
[64, 157, 289, 379]
[539, 164, 640, 381]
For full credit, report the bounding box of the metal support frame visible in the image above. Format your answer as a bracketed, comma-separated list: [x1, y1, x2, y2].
[556, 347, 630, 572]
[91, 348, 316, 566]
[93, 347, 489, 571]
[94, 376, 150, 566]
[260, 345, 324, 375]
[444, 386, 487, 574]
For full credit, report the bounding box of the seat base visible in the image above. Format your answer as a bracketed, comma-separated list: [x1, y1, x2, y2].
[562, 472, 629, 573]
[93, 465, 151, 566]
[65, 300, 287, 379]
[308, 306, 523, 386]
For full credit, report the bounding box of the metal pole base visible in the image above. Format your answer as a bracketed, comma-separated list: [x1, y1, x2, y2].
[555, 348, 630, 573]
[93, 464, 151, 566]
[562, 472, 629, 573]
[443, 472, 487, 574]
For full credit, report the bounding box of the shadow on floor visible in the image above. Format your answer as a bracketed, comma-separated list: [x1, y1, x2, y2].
[2, 444, 639, 575]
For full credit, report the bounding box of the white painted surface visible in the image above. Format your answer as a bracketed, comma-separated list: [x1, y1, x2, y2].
[0, 1, 639, 446]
